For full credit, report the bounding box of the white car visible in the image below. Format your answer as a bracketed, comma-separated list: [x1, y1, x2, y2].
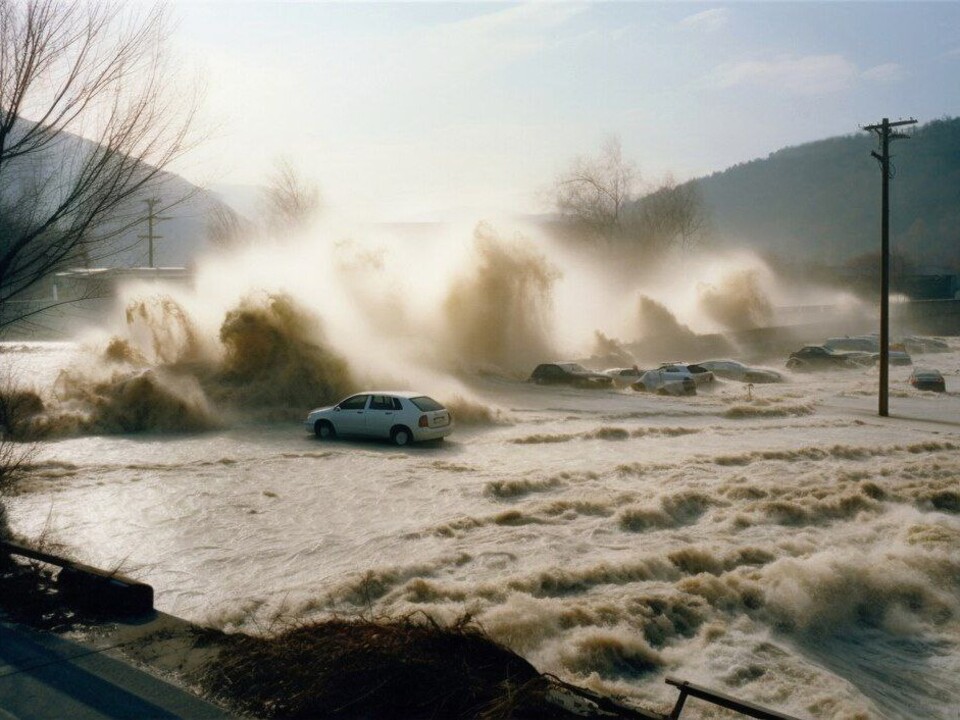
[656, 363, 715, 386]
[695, 359, 784, 383]
[604, 367, 645, 388]
[632, 368, 697, 395]
[305, 391, 453, 446]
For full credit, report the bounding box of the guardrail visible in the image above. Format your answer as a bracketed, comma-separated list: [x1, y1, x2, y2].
[665, 676, 804, 720]
[1, 540, 154, 617]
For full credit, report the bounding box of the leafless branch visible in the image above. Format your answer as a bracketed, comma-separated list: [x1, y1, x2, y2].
[554, 136, 635, 244]
[0, 0, 201, 331]
[261, 157, 321, 234]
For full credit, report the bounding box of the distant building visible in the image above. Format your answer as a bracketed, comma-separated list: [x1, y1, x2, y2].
[832, 264, 959, 301]
[894, 268, 959, 301]
[52, 267, 192, 302]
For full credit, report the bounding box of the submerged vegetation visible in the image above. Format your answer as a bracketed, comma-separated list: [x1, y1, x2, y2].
[199, 614, 646, 719]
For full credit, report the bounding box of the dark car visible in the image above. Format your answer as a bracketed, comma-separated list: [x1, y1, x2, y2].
[785, 345, 872, 371]
[909, 368, 946, 392]
[824, 336, 879, 353]
[529, 362, 614, 389]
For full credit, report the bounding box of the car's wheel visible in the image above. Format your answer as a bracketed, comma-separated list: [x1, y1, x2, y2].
[632, 382, 646, 392]
[315, 420, 335, 440]
[391, 426, 412, 447]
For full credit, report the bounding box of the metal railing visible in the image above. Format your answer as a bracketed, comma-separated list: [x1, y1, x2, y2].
[666, 676, 804, 720]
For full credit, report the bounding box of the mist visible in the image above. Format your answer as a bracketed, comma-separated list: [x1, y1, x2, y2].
[10, 207, 877, 437]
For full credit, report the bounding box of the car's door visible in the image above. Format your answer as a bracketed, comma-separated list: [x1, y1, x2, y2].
[365, 394, 400, 438]
[334, 394, 369, 435]
[646, 369, 667, 389]
[658, 365, 684, 384]
[545, 365, 567, 383]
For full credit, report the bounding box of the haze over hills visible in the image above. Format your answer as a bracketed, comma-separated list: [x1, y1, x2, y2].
[696, 117, 960, 271]
[8, 117, 960, 277]
[0, 118, 224, 273]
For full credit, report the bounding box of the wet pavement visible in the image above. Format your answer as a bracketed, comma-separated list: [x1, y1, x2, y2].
[0, 621, 229, 720]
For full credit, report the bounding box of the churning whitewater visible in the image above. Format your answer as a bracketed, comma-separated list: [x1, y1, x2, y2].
[3, 223, 959, 720]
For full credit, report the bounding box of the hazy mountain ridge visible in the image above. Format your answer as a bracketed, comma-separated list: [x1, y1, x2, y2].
[696, 117, 960, 270]
[10, 117, 960, 275]
[0, 118, 223, 272]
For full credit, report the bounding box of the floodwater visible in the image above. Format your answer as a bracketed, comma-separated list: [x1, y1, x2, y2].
[4, 340, 959, 720]
[2, 226, 959, 719]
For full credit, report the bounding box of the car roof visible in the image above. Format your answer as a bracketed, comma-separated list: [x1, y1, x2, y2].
[348, 390, 429, 398]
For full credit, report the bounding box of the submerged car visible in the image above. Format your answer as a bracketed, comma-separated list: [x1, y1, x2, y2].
[631, 368, 697, 395]
[786, 345, 872, 371]
[649, 363, 715, 386]
[909, 368, 946, 392]
[824, 336, 879, 353]
[901, 336, 950, 354]
[305, 392, 453, 445]
[604, 366, 645, 388]
[824, 336, 912, 365]
[695, 359, 784, 384]
[529, 363, 614, 389]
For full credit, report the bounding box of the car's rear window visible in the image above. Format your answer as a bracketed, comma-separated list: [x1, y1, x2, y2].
[410, 396, 444, 411]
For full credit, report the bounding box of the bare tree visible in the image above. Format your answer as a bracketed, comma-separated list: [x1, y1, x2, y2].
[554, 136, 636, 244]
[554, 138, 707, 267]
[205, 200, 253, 250]
[261, 158, 321, 234]
[0, 0, 199, 331]
[628, 176, 706, 255]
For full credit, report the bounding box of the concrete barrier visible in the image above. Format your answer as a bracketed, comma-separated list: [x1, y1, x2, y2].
[1, 541, 154, 617]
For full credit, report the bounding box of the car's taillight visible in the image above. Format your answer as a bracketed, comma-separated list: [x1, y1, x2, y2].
[419, 415, 429, 428]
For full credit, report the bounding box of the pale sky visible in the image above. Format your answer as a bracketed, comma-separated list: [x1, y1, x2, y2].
[169, 2, 960, 221]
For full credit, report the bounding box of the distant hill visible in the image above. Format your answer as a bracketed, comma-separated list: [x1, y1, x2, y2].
[696, 117, 960, 270]
[103, 171, 220, 269]
[0, 119, 224, 272]
[210, 183, 265, 220]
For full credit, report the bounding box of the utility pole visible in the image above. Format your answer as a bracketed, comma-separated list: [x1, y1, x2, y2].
[862, 117, 916, 417]
[138, 198, 171, 268]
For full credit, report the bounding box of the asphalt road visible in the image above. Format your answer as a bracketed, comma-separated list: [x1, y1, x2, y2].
[0, 622, 230, 720]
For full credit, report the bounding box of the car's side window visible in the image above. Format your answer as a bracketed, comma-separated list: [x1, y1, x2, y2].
[339, 395, 368, 410]
[392, 397, 403, 411]
[370, 395, 394, 411]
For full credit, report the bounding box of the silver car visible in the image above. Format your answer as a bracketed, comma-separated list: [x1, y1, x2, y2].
[696, 359, 784, 383]
[305, 391, 453, 446]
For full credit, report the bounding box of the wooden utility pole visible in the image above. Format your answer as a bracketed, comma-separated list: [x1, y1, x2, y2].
[138, 198, 171, 268]
[862, 117, 916, 417]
